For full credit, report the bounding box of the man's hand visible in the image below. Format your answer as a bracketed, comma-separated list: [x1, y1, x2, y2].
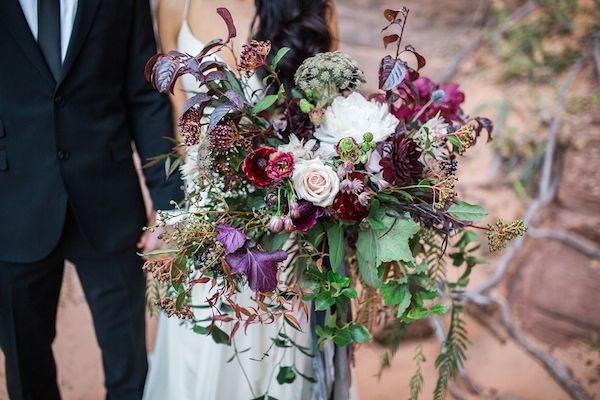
[137, 212, 168, 256]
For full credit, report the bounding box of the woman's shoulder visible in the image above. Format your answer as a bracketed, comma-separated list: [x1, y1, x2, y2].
[156, 0, 186, 40]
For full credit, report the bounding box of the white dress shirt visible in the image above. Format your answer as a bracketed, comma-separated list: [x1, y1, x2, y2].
[18, 0, 79, 62]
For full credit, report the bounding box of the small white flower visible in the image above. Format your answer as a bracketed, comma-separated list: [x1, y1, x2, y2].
[278, 134, 317, 161]
[314, 92, 399, 154]
[292, 159, 340, 207]
[358, 192, 371, 207]
[415, 113, 450, 162]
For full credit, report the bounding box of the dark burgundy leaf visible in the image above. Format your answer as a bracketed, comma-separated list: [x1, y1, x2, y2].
[225, 248, 288, 292]
[216, 225, 248, 254]
[383, 9, 400, 22]
[197, 38, 225, 58]
[383, 34, 400, 49]
[403, 45, 427, 70]
[181, 93, 212, 116]
[379, 55, 407, 91]
[474, 117, 494, 142]
[224, 89, 244, 110]
[216, 8, 237, 43]
[145, 51, 191, 94]
[198, 60, 228, 72]
[205, 70, 227, 83]
[209, 102, 235, 130]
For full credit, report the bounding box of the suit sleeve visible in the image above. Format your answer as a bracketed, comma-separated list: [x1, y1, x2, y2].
[126, 0, 183, 210]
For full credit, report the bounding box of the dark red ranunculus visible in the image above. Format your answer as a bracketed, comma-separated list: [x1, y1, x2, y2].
[333, 192, 369, 222]
[266, 151, 295, 181]
[242, 147, 277, 188]
[379, 134, 423, 185]
[291, 200, 325, 232]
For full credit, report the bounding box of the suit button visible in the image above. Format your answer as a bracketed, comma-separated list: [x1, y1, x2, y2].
[54, 96, 66, 106]
[57, 149, 70, 160]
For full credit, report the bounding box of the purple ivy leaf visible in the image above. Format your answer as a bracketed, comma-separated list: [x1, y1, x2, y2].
[216, 225, 248, 254]
[379, 55, 407, 91]
[182, 93, 212, 116]
[224, 89, 245, 110]
[209, 102, 235, 130]
[226, 248, 288, 292]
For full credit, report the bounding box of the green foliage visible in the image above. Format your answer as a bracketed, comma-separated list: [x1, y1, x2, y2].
[409, 346, 426, 400]
[276, 366, 296, 384]
[433, 304, 469, 400]
[326, 222, 345, 272]
[447, 201, 488, 222]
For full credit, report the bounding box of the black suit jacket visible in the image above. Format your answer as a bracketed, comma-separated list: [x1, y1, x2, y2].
[0, 0, 183, 263]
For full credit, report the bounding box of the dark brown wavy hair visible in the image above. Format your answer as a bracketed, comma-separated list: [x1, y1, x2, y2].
[251, 0, 335, 89]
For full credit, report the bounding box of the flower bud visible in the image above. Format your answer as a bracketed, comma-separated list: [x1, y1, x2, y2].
[282, 216, 295, 232]
[299, 99, 315, 114]
[289, 201, 301, 218]
[363, 132, 374, 143]
[269, 216, 284, 233]
[431, 89, 445, 103]
[309, 108, 325, 125]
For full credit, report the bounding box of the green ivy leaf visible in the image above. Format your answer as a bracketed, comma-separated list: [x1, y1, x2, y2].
[210, 326, 230, 345]
[447, 201, 488, 222]
[270, 47, 291, 70]
[356, 228, 381, 288]
[341, 288, 357, 299]
[314, 292, 336, 311]
[192, 325, 208, 335]
[262, 232, 290, 252]
[349, 324, 372, 343]
[333, 327, 354, 347]
[430, 303, 449, 316]
[251, 94, 279, 114]
[406, 307, 429, 321]
[326, 222, 344, 272]
[276, 366, 296, 384]
[375, 214, 419, 264]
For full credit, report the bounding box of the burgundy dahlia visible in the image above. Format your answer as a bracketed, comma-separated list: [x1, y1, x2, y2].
[242, 147, 277, 188]
[379, 135, 423, 185]
[266, 151, 294, 181]
[333, 192, 369, 222]
[291, 200, 325, 232]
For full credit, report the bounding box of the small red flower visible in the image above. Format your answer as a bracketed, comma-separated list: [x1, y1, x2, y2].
[242, 147, 277, 188]
[266, 151, 295, 181]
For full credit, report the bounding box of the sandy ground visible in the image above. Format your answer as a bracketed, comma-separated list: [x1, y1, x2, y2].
[2, 0, 600, 399]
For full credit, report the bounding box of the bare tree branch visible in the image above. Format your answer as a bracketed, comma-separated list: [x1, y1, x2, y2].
[490, 294, 593, 400]
[529, 228, 600, 258]
[436, 1, 538, 84]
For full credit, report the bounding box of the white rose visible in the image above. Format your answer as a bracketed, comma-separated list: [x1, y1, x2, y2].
[314, 92, 399, 153]
[292, 159, 340, 207]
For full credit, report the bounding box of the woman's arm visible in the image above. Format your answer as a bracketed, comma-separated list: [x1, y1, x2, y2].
[156, 0, 187, 137]
[327, 0, 340, 51]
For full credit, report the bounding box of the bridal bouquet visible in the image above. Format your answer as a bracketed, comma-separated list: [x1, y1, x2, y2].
[144, 7, 525, 397]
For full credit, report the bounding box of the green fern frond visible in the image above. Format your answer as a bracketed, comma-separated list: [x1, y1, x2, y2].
[409, 345, 426, 400]
[433, 303, 469, 400]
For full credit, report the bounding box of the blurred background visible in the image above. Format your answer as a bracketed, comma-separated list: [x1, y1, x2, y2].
[1, 0, 599, 398]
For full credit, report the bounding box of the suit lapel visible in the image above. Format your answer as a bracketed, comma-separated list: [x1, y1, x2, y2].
[58, 0, 102, 87]
[0, 0, 55, 87]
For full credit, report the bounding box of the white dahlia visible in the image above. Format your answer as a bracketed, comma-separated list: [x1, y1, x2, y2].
[314, 92, 399, 153]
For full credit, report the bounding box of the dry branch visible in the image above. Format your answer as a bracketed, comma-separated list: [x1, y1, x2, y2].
[529, 228, 600, 258]
[436, 1, 538, 84]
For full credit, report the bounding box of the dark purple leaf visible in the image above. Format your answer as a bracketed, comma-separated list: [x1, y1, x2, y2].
[383, 9, 400, 22]
[403, 45, 426, 70]
[379, 56, 408, 91]
[145, 51, 191, 94]
[209, 102, 235, 130]
[226, 248, 288, 292]
[205, 70, 227, 83]
[197, 60, 228, 72]
[197, 38, 225, 58]
[474, 117, 494, 142]
[216, 8, 237, 43]
[182, 93, 212, 115]
[216, 225, 248, 254]
[224, 89, 244, 110]
[383, 34, 399, 48]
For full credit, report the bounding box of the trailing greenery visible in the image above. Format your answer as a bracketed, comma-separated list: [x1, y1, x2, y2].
[409, 345, 426, 400]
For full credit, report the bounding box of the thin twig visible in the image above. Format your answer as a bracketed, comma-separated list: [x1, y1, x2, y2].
[490, 293, 592, 400]
[529, 228, 600, 258]
[436, 1, 538, 84]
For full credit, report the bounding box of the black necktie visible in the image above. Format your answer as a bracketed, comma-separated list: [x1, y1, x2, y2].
[38, 0, 62, 81]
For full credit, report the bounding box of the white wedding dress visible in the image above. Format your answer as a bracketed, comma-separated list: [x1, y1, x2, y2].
[144, 2, 314, 399]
